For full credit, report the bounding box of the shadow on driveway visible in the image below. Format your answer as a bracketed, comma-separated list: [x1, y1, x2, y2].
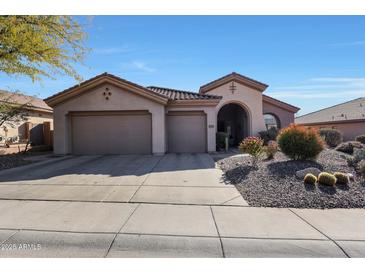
[0, 153, 216, 183]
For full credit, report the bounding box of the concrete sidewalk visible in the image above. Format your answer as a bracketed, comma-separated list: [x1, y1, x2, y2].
[0, 200, 364, 258]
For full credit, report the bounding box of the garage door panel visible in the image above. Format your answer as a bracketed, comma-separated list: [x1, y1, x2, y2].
[167, 112, 207, 153]
[71, 112, 151, 155]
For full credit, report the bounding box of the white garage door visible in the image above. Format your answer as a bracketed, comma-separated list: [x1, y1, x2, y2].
[71, 111, 152, 154]
[167, 111, 207, 153]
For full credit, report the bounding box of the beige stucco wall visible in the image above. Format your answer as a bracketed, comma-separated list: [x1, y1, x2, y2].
[166, 105, 217, 152]
[305, 121, 365, 141]
[205, 82, 266, 136]
[52, 83, 166, 155]
[0, 111, 53, 141]
[262, 101, 295, 128]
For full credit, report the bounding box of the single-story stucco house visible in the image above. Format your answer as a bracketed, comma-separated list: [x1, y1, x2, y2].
[296, 97, 365, 141]
[45, 72, 300, 155]
[0, 90, 53, 145]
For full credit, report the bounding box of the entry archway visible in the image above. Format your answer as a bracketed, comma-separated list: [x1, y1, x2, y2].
[217, 103, 249, 146]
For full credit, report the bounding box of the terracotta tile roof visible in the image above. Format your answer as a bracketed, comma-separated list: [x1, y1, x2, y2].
[0, 90, 52, 112]
[147, 86, 222, 100]
[295, 97, 365, 124]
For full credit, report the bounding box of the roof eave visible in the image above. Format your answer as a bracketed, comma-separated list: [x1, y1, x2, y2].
[167, 99, 221, 107]
[296, 118, 365, 126]
[45, 75, 168, 107]
[199, 73, 268, 94]
[263, 95, 300, 113]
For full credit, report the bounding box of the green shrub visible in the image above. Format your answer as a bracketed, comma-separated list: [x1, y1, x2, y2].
[333, 172, 350, 184]
[347, 156, 357, 168]
[216, 132, 229, 150]
[336, 141, 364, 154]
[355, 135, 365, 144]
[359, 160, 365, 179]
[277, 124, 324, 160]
[258, 127, 278, 145]
[304, 173, 317, 184]
[347, 148, 365, 168]
[239, 136, 264, 166]
[318, 172, 337, 186]
[265, 140, 278, 160]
[319, 128, 343, 147]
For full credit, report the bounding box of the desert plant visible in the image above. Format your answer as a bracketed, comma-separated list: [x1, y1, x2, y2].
[354, 148, 365, 162]
[336, 141, 364, 154]
[258, 127, 278, 145]
[355, 135, 365, 144]
[277, 124, 324, 160]
[216, 132, 229, 150]
[319, 128, 343, 147]
[239, 136, 264, 166]
[347, 147, 365, 168]
[265, 140, 278, 160]
[359, 160, 365, 179]
[304, 173, 317, 184]
[333, 172, 350, 184]
[347, 156, 357, 168]
[317, 172, 337, 186]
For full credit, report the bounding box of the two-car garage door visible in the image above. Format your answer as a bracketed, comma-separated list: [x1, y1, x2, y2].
[71, 111, 152, 155]
[70, 110, 207, 154]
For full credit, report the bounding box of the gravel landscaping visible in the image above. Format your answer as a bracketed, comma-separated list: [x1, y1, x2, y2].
[0, 152, 53, 171]
[218, 149, 365, 209]
[0, 154, 36, 171]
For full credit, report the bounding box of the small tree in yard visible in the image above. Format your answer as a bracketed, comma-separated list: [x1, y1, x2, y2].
[0, 16, 88, 148]
[0, 16, 87, 82]
[239, 136, 264, 166]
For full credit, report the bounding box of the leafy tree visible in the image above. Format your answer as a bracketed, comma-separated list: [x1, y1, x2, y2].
[0, 16, 88, 143]
[0, 15, 88, 82]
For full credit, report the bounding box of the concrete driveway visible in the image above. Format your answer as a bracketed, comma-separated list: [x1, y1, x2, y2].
[0, 154, 246, 206]
[0, 154, 365, 257]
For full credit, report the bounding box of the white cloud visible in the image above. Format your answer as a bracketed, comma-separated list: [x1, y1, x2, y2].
[120, 61, 156, 73]
[268, 90, 365, 99]
[269, 76, 365, 99]
[93, 46, 131, 54]
[331, 40, 365, 47]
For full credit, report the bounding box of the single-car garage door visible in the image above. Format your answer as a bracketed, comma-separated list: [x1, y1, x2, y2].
[71, 111, 152, 154]
[167, 111, 207, 153]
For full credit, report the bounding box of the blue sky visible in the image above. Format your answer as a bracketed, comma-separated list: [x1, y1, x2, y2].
[1, 16, 365, 115]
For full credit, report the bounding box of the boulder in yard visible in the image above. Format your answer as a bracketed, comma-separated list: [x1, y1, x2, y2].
[295, 167, 321, 179]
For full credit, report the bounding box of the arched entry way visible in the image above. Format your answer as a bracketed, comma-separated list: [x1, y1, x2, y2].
[217, 103, 249, 146]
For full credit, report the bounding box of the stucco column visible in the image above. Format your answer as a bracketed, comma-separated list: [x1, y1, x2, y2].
[53, 109, 68, 154]
[151, 108, 166, 154]
[205, 108, 216, 152]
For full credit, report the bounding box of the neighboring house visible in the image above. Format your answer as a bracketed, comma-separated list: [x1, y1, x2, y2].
[0, 90, 53, 145]
[45, 72, 299, 155]
[296, 97, 365, 141]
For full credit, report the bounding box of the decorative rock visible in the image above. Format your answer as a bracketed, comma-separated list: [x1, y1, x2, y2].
[347, 173, 354, 181]
[295, 167, 321, 179]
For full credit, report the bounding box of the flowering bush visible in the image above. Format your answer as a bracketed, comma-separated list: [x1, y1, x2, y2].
[239, 136, 264, 166]
[277, 124, 324, 160]
[265, 140, 278, 160]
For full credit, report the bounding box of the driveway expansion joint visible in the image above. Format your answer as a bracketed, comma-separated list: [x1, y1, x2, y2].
[104, 203, 141, 258]
[127, 155, 164, 203]
[288, 208, 351, 258]
[209, 206, 225, 258]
